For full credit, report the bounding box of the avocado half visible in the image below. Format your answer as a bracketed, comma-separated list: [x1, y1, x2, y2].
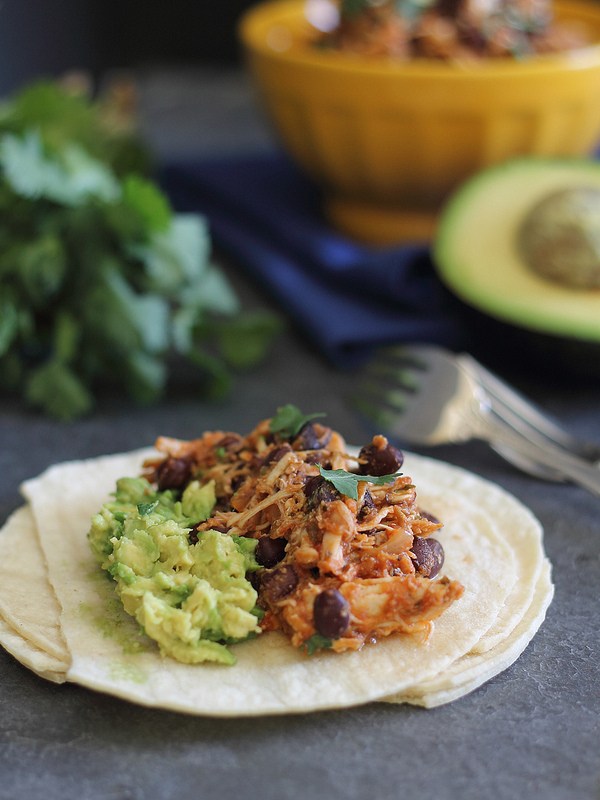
[434, 157, 600, 344]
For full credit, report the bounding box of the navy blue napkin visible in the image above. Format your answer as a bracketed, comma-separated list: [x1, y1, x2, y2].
[161, 153, 467, 367]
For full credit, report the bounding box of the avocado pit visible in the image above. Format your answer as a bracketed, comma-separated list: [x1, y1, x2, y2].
[517, 186, 600, 289]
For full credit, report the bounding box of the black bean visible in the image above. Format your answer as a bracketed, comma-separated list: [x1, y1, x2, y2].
[262, 444, 292, 467]
[210, 524, 230, 533]
[247, 570, 262, 593]
[313, 589, 350, 639]
[358, 440, 404, 476]
[358, 489, 376, 520]
[188, 529, 199, 545]
[156, 457, 193, 491]
[411, 537, 444, 578]
[293, 422, 332, 451]
[419, 509, 441, 525]
[217, 434, 243, 449]
[256, 536, 287, 568]
[260, 565, 299, 603]
[460, 25, 487, 52]
[437, 0, 462, 17]
[303, 476, 339, 510]
[230, 474, 246, 492]
[303, 452, 322, 464]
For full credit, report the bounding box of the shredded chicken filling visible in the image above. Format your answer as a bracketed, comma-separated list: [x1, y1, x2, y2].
[144, 417, 464, 653]
[313, 0, 590, 62]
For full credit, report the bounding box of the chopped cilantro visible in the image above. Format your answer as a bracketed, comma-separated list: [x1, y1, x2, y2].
[137, 500, 159, 516]
[269, 404, 326, 438]
[318, 465, 401, 500]
[304, 634, 333, 655]
[341, 0, 371, 17]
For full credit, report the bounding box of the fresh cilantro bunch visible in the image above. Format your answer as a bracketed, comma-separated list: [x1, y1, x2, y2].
[0, 82, 278, 420]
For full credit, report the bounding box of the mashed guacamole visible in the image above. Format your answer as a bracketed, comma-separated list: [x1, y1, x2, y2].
[88, 477, 261, 665]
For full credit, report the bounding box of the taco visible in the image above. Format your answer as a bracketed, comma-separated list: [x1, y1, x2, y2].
[0, 407, 552, 714]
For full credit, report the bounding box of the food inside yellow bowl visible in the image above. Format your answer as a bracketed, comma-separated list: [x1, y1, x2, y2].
[309, 0, 592, 60]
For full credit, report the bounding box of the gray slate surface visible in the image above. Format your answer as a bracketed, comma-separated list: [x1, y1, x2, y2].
[0, 69, 599, 800]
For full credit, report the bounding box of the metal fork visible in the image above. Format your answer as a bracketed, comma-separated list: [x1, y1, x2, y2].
[351, 344, 600, 496]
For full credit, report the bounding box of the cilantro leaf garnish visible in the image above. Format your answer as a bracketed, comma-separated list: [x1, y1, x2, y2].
[318, 465, 401, 500]
[304, 633, 333, 655]
[269, 404, 326, 438]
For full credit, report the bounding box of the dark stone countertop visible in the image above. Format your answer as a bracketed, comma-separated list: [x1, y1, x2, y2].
[0, 68, 599, 800]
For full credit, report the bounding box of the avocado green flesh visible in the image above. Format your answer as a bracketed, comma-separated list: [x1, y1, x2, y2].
[434, 157, 600, 343]
[88, 477, 261, 665]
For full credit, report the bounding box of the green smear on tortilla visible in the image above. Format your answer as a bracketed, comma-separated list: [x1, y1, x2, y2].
[108, 659, 148, 685]
[78, 598, 152, 656]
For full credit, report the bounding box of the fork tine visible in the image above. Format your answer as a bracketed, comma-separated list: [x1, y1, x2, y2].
[367, 345, 429, 372]
[351, 394, 402, 433]
[351, 346, 446, 443]
[359, 343, 439, 391]
[351, 362, 425, 436]
[360, 362, 422, 393]
[353, 381, 410, 412]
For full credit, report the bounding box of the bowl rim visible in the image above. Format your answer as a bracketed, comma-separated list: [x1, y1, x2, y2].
[239, 0, 600, 77]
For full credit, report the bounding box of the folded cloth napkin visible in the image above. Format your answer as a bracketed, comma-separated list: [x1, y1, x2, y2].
[160, 152, 467, 367]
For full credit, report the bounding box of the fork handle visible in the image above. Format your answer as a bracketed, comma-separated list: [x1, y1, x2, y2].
[460, 354, 600, 462]
[482, 413, 600, 497]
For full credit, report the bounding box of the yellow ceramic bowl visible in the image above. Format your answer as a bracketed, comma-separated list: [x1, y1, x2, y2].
[239, 0, 600, 244]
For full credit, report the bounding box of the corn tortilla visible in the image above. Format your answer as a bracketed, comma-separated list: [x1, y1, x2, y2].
[386, 558, 553, 708]
[0, 506, 69, 665]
